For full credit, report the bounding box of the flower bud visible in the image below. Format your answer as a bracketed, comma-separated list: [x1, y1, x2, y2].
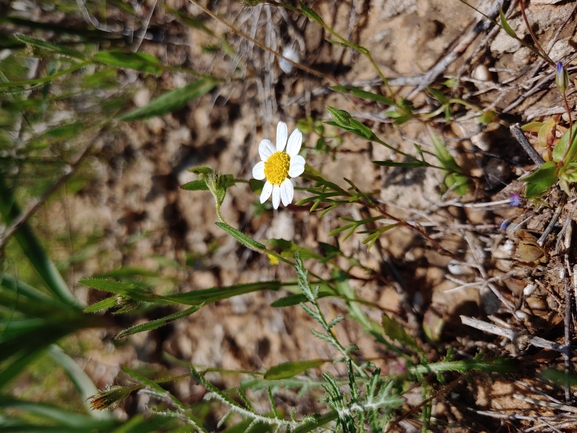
[556, 62, 569, 94]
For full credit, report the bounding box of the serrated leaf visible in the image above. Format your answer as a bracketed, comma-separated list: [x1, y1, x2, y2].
[119, 78, 217, 121]
[264, 359, 327, 380]
[93, 51, 163, 75]
[215, 222, 265, 251]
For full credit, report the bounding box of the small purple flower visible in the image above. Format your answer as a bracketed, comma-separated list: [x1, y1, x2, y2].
[509, 193, 522, 207]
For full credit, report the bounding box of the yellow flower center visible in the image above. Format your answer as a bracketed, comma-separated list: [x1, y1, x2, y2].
[264, 151, 290, 185]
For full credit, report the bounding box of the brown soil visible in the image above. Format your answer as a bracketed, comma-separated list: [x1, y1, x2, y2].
[14, 0, 577, 430]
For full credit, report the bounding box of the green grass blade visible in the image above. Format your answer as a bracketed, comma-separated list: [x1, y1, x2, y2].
[118, 78, 217, 121]
[47, 345, 114, 420]
[0, 395, 117, 429]
[0, 177, 80, 308]
[93, 51, 164, 75]
[264, 359, 327, 380]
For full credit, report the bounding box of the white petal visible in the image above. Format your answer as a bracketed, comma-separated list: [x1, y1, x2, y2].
[276, 122, 288, 152]
[286, 129, 302, 157]
[288, 155, 306, 178]
[260, 181, 273, 203]
[259, 139, 275, 161]
[272, 184, 281, 209]
[252, 161, 265, 180]
[280, 178, 294, 206]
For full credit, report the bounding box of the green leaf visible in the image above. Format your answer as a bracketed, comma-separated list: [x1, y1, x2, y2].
[430, 131, 468, 195]
[215, 222, 266, 251]
[47, 345, 113, 420]
[93, 51, 164, 75]
[552, 127, 577, 163]
[499, 7, 518, 38]
[167, 281, 282, 305]
[327, 106, 352, 127]
[521, 161, 558, 197]
[270, 291, 332, 307]
[0, 177, 80, 308]
[119, 78, 217, 121]
[372, 160, 423, 168]
[14, 34, 87, 60]
[382, 314, 418, 350]
[427, 87, 448, 105]
[331, 86, 395, 105]
[189, 166, 216, 175]
[83, 296, 116, 313]
[115, 306, 201, 339]
[478, 110, 497, 125]
[299, 2, 324, 25]
[264, 359, 327, 380]
[0, 395, 117, 429]
[180, 179, 209, 191]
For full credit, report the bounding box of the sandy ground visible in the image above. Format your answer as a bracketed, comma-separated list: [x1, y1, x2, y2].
[12, 0, 577, 430]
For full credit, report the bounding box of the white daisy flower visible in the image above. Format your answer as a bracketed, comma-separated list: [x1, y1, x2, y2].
[252, 121, 306, 209]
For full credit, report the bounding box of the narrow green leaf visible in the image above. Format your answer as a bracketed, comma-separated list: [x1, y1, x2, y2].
[167, 281, 282, 304]
[372, 160, 423, 168]
[331, 85, 395, 105]
[48, 345, 113, 420]
[499, 7, 517, 38]
[327, 223, 355, 237]
[14, 34, 87, 60]
[83, 296, 116, 313]
[118, 78, 217, 121]
[270, 291, 331, 307]
[215, 222, 265, 251]
[0, 395, 116, 429]
[0, 177, 80, 308]
[264, 359, 327, 380]
[115, 305, 201, 339]
[427, 86, 448, 105]
[93, 51, 163, 75]
[299, 2, 324, 25]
